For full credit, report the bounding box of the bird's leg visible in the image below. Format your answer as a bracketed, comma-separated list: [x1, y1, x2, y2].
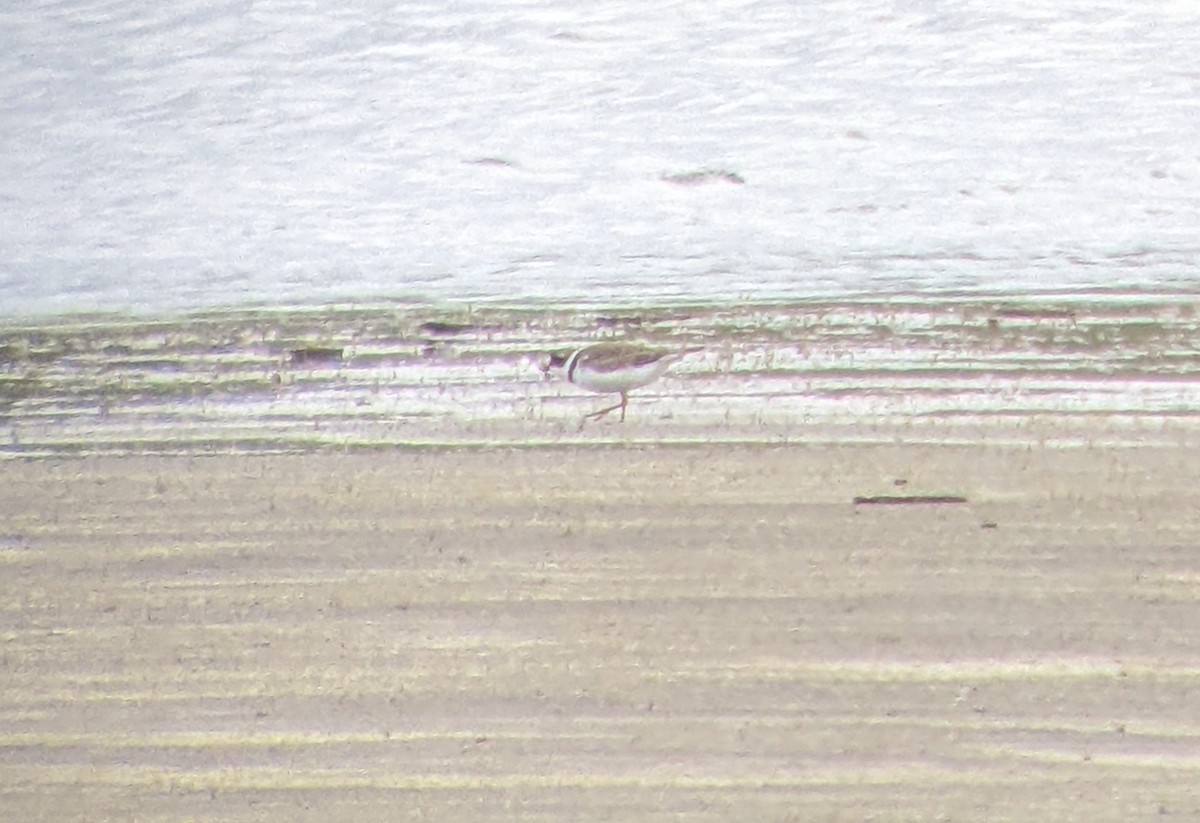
[583, 393, 627, 424]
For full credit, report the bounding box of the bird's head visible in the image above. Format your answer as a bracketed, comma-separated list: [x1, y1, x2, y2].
[540, 350, 570, 377]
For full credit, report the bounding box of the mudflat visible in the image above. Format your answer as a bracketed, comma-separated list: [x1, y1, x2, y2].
[3, 443, 1199, 821]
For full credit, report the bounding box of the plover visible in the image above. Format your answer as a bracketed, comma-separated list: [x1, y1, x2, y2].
[541, 342, 697, 424]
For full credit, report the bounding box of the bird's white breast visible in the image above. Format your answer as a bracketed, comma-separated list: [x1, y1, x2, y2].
[568, 358, 670, 394]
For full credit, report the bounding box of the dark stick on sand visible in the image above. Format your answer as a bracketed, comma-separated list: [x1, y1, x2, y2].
[853, 495, 968, 506]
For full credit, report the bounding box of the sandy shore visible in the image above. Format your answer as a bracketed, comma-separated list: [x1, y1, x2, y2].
[3, 442, 1200, 820]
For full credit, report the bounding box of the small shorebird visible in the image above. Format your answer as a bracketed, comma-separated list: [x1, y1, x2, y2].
[541, 342, 697, 424]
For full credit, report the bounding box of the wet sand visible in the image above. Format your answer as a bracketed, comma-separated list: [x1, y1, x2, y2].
[6, 295, 1200, 454]
[3, 442, 1200, 820]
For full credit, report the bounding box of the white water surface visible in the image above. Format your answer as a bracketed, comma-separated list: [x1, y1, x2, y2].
[3, 0, 1200, 318]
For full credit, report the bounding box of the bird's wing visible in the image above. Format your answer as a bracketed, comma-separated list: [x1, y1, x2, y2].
[577, 344, 670, 372]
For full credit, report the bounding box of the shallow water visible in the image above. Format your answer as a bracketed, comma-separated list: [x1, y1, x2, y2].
[3, 1, 1200, 318]
[4, 293, 1200, 455]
